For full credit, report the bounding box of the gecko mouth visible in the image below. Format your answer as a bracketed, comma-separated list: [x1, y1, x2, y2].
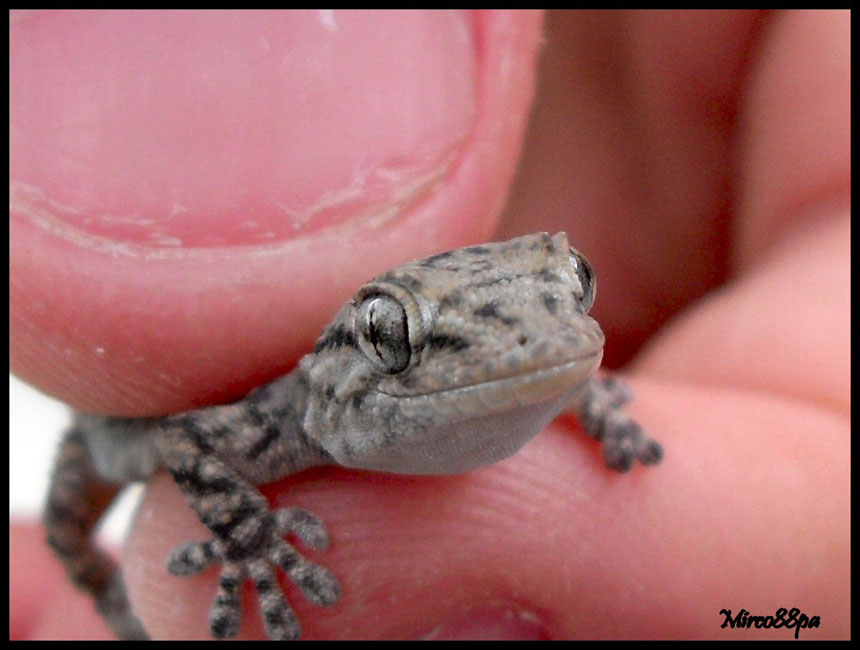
[329, 349, 603, 476]
[390, 349, 603, 422]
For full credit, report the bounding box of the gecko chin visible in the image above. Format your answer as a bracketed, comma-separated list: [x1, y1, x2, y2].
[328, 350, 602, 475]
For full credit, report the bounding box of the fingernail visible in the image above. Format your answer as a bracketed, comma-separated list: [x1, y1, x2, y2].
[10, 10, 476, 247]
[423, 607, 549, 640]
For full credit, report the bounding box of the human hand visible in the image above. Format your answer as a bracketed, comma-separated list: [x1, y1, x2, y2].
[498, 9, 849, 639]
[10, 10, 848, 639]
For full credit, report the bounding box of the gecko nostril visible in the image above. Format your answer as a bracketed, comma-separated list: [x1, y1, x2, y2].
[518, 335, 528, 346]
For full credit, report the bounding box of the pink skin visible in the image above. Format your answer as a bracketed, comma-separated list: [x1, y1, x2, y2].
[10, 10, 848, 640]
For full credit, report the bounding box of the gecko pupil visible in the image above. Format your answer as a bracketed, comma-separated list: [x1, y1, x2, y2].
[357, 295, 411, 373]
[367, 308, 382, 357]
[568, 247, 596, 311]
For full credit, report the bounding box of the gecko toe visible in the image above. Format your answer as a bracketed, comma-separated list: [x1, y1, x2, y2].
[167, 539, 219, 576]
[209, 563, 243, 639]
[294, 562, 341, 606]
[263, 604, 301, 641]
[274, 507, 330, 550]
[604, 446, 634, 472]
[271, 542, 341, 606]
[249, 559, 302, 640]
[638, 439, 664, 465]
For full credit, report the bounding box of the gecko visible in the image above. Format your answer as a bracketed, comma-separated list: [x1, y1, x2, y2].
[43, 232, 663, 640]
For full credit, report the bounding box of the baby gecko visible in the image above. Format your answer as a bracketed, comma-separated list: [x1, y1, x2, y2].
[44, 232, 662, 640]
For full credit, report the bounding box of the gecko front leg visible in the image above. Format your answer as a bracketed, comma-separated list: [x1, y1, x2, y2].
[154, 380, 340, 639]
[574, 376, 663, 472]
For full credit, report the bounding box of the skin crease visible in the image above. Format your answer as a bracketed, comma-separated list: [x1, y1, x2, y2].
[9, 9, 848, 640]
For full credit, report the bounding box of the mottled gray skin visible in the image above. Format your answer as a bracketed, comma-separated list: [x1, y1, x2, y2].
[44, 232, 662, 640]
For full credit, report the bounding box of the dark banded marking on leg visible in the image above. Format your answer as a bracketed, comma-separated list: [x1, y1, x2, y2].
[43, 427, 148, 640]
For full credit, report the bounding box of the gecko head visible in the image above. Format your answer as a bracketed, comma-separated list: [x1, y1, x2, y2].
[303, 232, 605, 475]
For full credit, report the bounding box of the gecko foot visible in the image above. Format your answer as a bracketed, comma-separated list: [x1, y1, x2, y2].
[578, 376, 664, 472]
[167, 507, 341, 640]
[601, 417, 664, 472]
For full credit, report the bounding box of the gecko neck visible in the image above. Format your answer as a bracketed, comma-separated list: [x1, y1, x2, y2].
[239, 370, 335, 479]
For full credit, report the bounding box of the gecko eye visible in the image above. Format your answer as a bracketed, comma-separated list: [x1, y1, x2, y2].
[356, 295, 411, 373]
[568, 247, 596, 311]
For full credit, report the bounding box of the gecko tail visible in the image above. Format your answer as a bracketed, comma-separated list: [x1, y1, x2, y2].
[43, 425, 149, 640]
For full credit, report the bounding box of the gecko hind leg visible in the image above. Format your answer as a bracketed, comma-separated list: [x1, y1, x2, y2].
[43, 426, 149, 639]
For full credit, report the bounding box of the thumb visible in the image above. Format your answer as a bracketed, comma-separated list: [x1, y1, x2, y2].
[10, 10, 542, 416]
